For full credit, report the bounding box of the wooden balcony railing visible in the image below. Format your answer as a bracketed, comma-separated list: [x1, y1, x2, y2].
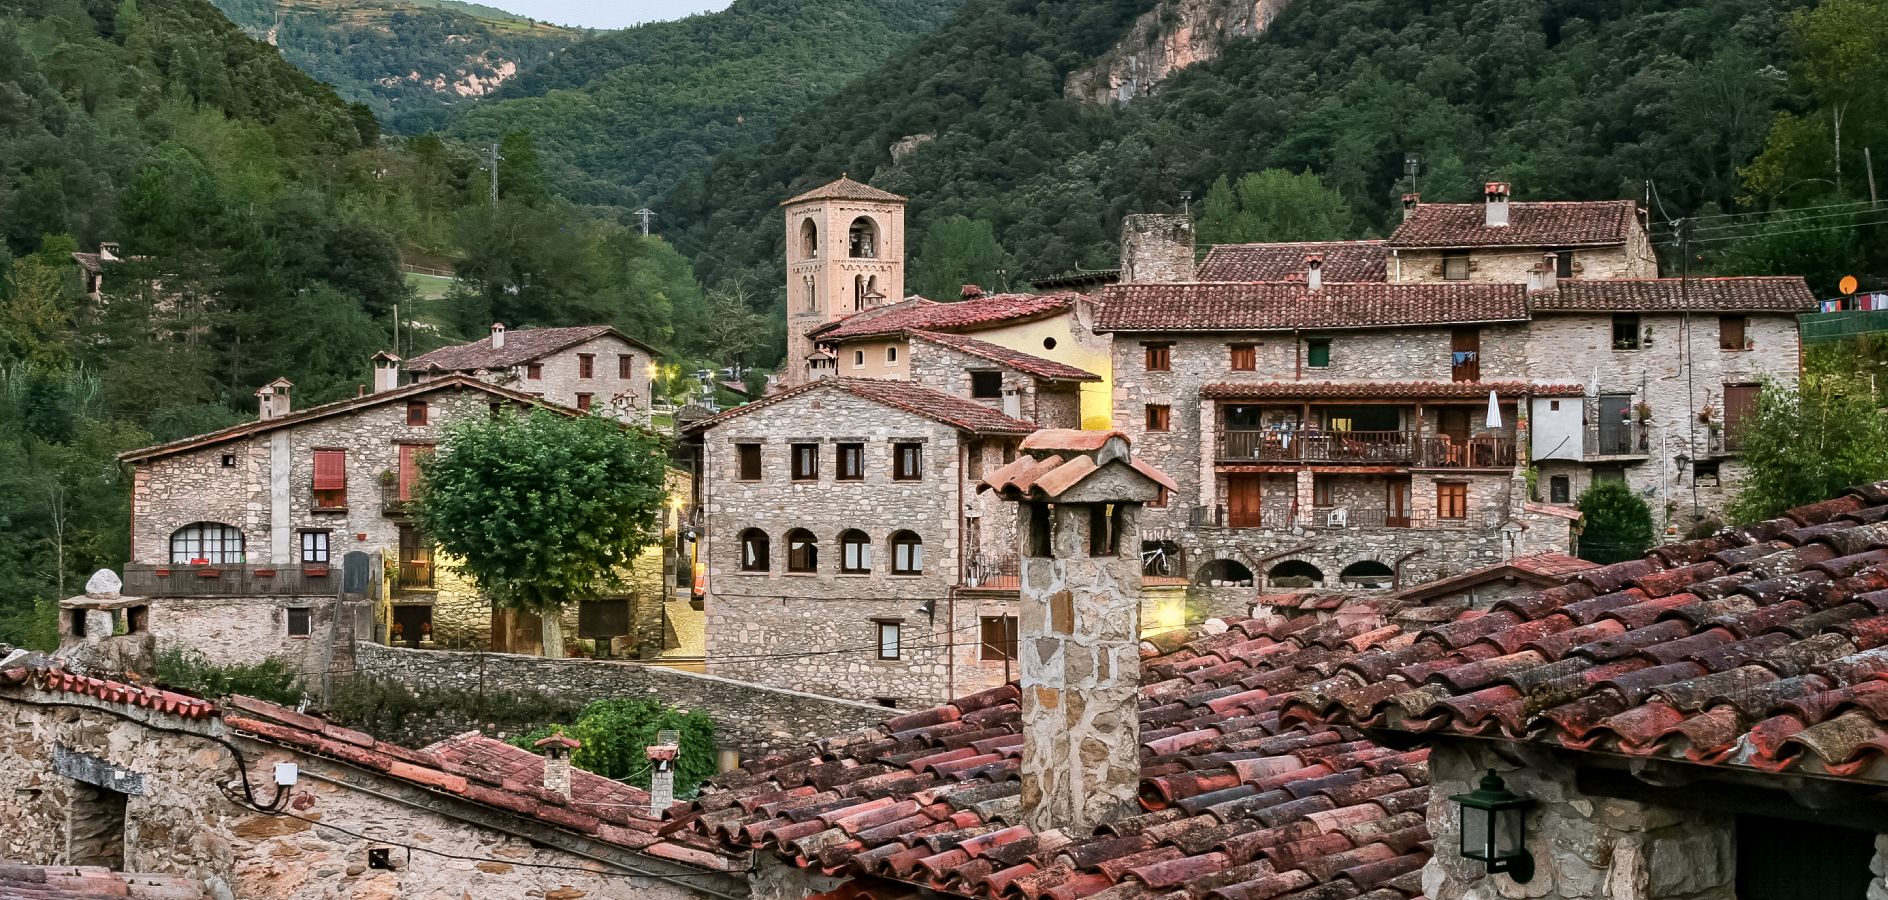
[1193, 505, 1490, 530]
[1218, 429, 1414, 464]
[1418, 435, 1517, 468]
[1305, 507, 1411, 529]
[124, 563, 338, 597]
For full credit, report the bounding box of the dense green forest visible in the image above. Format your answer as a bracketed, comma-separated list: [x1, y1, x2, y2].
[209, 0, 578, 120]
[659, 0, 1886, 355]
[0, 0, 741, 646]
[417, 0, 963, 211]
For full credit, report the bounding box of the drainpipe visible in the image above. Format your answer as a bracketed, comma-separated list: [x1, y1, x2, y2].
[1294, 329, 1303, 381]
[1392, 548, 1427, 589]
[950, 439, 963, 703]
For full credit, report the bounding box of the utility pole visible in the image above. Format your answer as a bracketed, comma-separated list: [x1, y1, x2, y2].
[481, 142, 503, 207]
[1867, 147, 1879, 206]
[634, 207, 655, 236]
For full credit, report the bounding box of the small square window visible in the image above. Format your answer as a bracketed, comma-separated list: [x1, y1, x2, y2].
[1436, 482, 1468, 519]
[1694, 461, 1721, 486]
[893, 443, 922, 481]
[220, 453, 236, 468]
[1306, 339, 1332, 368]
[300, 531, 330, 564]
[575, 393, 593, 412]
[1145, 404, 1171, 432]
[1230, 344, 1256, 371]
[287, 607, 312, 637]
[1443, 251, 1470, 281]
[367, 848, 391, 870]
[837, 443, 864, 481]
[886, 346, 898, 365]
[578, 353, 595, 378]
[1143, 343, 1171, 372]
[1151, 485, 1171, 508]
[1549, 475, 1571, 504]
[527, 363, 543, 380]
[970, 371, 1003, 399]
[618, 354, 635, 379]
[876, 621, 902, 660]
[791, 443, 819, 481]
[1549, 400, 1561, 411]
[1719, 315, 1747, 351]
[1612, 314, 1641, 350]
[405, 401, 428, 426]
[736, 443, 762, 481]
[980, 615, 1017, 661]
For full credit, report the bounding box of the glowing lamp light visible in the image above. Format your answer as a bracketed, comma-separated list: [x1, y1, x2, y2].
[1450, 770, 1535, 883]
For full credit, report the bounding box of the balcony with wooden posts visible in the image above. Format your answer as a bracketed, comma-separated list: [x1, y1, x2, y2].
[124, 562, 337, 597]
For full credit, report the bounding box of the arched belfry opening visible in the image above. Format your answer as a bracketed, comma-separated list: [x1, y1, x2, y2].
[799, 218, 818, 259]
[848, 217, 878, 259]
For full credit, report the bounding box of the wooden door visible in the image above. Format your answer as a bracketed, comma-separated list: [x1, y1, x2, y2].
[397, 525, 433, 589]
[1386, 480, 1411, 528]
[1438, 409, 1470, 443]
[1451, 328, 1481, 382]
[1723, 384, 1760, 449]
[1227, 476, 1264, 528]
[1597, 394, 1633, 454]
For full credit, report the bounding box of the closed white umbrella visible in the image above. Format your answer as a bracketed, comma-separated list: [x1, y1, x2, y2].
[1486, 389, 1503, 428]
[1588, 365, 1600, 397]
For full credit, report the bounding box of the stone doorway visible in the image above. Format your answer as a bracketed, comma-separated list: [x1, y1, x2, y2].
[67, 782, 126, 868]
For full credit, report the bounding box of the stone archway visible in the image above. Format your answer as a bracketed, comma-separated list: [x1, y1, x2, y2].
[1266, 559, 1324, 589]
[1339, 559, 1395, 589]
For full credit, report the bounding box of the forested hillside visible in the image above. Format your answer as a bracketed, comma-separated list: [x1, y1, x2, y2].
[421, 0, 963, 210]
[662, 0, 1883, 327]
[210, 0, 578, 119]
[0, 0, 739, 647]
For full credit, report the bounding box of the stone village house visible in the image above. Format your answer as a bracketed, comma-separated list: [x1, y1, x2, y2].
[115, 369, 674, 672]
[404, 323, 661, 424]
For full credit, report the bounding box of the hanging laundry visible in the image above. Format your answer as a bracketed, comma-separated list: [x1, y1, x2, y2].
[1452, 350, 1479, 365]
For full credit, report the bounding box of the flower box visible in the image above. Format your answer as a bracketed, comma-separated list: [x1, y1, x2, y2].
[303, 566, 330, 578]
[253, 569, 277, 578]
[197, 569, 222, 578]
[154, 568, 172, 577]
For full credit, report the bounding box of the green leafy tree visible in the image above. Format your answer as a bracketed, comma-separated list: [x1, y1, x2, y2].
[912, 215, 1006, 300]
[1729, 380, 1888, 523]
[1196, 170, 1354, 247]
[414, 410, 670, 658]
[0, 257, 76, 367]
[511, 698, 716, 796]
[1576, 482, 1656, 564]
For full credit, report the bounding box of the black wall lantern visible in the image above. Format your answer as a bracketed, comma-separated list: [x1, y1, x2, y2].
[1450, 770, 1535, 883]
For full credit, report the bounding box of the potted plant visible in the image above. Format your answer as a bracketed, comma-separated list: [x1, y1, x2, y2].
[1697, 403, 1717, 425]
[378, 469, 398, 487]
[1744, 338, 1755, 351]
[1634, 402, 1653, 423]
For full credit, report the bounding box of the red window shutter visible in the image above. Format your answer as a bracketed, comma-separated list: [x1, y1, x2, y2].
[313, 450, 347, 491]
[398, 445, 431, 501]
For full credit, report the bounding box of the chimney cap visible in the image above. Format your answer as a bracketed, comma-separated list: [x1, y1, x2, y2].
[1401, 193, 1421, 205]
[535, 733, 582, 751]
[491, 322, 506, 330]
[1484, 181, 1512, 197]
[372, 350, 402, 364]
[961, 284, 984, 299]
[1305, 254, 1324, 266]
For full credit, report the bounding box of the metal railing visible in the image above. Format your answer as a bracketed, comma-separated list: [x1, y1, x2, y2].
[1192, 504, 1492, 531]
[381, 482, 413, 517]
[1305, 507, 1410, 529]
[124, 563, 338, 597]
[395, 560, 434, 591]
[1585, 421, 1649, 457]
[1218, 429, 1414, 464]
[963, 554, 1019, 590]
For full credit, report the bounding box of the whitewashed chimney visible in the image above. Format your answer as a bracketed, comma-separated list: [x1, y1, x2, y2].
[535, 733, 580, 800]
[256, 377, 294, 420]
[371, 351, 402, 394]
[1400, 193, 1420, 222]
[1484, 182, 1512, 228]
[490, 322, 507, 350]
[1537, 252, 1559, 293]
[647, 732, 680, 816]
[1306, 254, 1324, 291]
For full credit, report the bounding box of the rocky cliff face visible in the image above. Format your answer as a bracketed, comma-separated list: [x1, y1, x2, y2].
[1065, 0, 1289, 104]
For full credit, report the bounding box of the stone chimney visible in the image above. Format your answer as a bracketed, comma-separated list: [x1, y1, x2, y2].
[535, 733, 581, 800]
[864, 289, 888, 309]
[256, 378, 294, 420]
[646, 738, 681, 816]
[371, 351, 402, 394]
[1529, 251, 1559, 294]
[962, 284, 984, 300]
[1119, 214, 1195, 284]
[1305, 254, 1324, 291]
[99, 242, 122, 261]
[490, 322, 506, 350]
[1484, 182, 1512, 228]
[1400, 193, 1420, 222]
[977, 430, 1176, 833]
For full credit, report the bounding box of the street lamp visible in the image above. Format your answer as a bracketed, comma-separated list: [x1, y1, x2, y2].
[1450, 770, 1535, 883]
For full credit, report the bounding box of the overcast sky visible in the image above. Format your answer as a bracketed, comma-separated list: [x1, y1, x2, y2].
[489, 0, 733, 29]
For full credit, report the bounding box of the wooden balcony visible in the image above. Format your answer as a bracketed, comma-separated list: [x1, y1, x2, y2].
[1218, 429, 1414, 465]
[124, 563, 337, 597]
[1417, 435, 1517, 469]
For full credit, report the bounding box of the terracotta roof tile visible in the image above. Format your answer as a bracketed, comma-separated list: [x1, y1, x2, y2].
[678, 606, 1434, 900]
[0, 662, 218, 720]
[1535, 277, 1817, 312]
[907, 331, 1099, 381]
[1388, 199, 1639, 248]
[1195, 241, 1388, 282]
[0, 861, 209, 898]
[813, 294, 1081, 342]
[685, 378, 1037, 436]
[1294, 479, 1888, 785]
[1199, 380, 1584, 401]
[404, 324, 656, 372]
[1095, 282, 1528, 332]
[781, 176, 908, 206]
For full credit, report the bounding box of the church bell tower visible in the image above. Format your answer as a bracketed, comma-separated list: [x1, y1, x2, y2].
[781, 176, 907, 386]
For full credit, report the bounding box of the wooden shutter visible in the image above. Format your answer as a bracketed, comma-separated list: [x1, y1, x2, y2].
[1227, 476, 1263, 528]
[313, 450, 346, 491]
[398, 444, 432, 501]
[1724, 384, 1760, 447]
[1451, 328, 1480, 382]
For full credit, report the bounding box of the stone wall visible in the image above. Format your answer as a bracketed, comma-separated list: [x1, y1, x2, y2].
[697, 387, 1007, 706]
[1120, 214, 1195, 284]
[1391, 240, 1656, 284]
[907, 337, 1080, 428]
[148, 595, 335, 675]
[352, 643, 888, 754]
[1422, 742, 1735, 900]
[0, 696, 724, 900]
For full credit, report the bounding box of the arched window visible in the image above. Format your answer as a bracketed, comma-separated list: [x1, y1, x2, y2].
[803, 275, 817, 312]
[1339, 560, 1395, 588]
[739, 529, 770, 572]
[840, 529, 871, 574]
[786, 528, 819, 573]
[890, 531, 923, 575]
[799, 218, 818, 259]
[853, 275, 867, 311]
[1196, 559, 1253, 586]
[171, 522, 246, 565]
[1267, 559, 1324, 588]
[848, 216, 878, 259]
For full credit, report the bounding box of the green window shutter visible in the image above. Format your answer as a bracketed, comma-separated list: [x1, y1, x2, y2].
[1307, 341, 1331, 368]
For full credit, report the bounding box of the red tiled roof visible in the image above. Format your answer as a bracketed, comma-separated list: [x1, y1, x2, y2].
[1196, 241, 1388, 282]
[685, 616, 1433, 900]
[1388, 200, 1639, 248]
[1199, 380, 1585, 401]
[119, 375, 575, 463]
[908, 332, 1099, 382]
[0, 663, 219, 720]
[404, 325, 657, 372]
[218, 697, 744, 870]
[1535, 277, 1817, 312]
[782, 176, 908, 206]
[1391, 553, 1596, 604]
[813, 294, 1081, 342]
[0, 861, 208, 898]
[1289, 480, 1888, 784]
[684, 378, 1037, 437]
[1095, 282, 1529, 332]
